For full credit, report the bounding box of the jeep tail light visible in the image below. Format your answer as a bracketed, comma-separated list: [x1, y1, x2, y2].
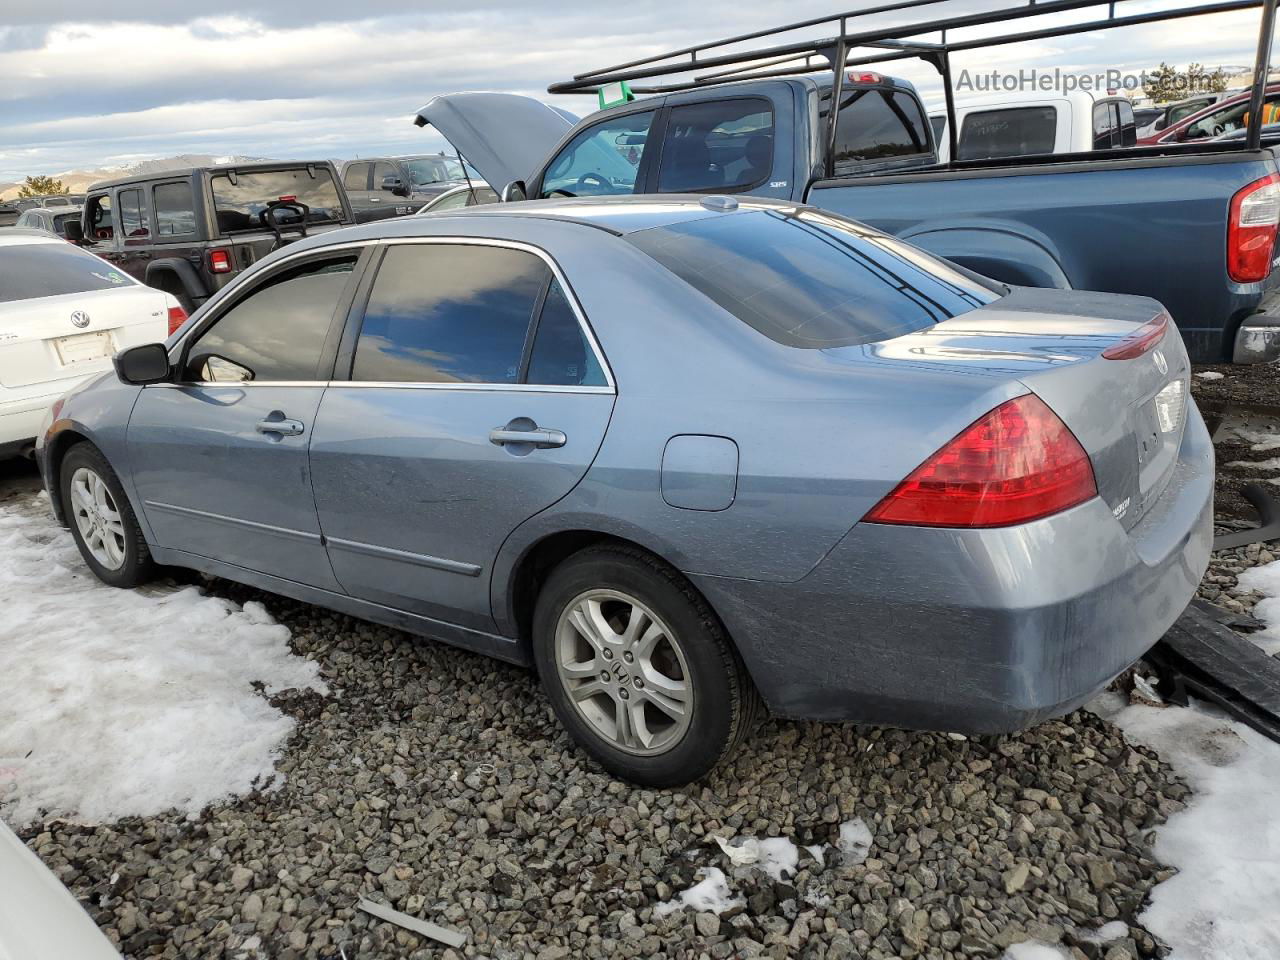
[1102, 311, 1170, 360]
[864, 394, 1097, 528]
[1228, 172, 1280, 283]
[167, 305, 188, 335]
[208, 249, 233, 273]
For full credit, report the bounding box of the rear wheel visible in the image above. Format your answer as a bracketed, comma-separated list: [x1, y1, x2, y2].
[532, 544, 760, 786]
[60, 443, 155, 588]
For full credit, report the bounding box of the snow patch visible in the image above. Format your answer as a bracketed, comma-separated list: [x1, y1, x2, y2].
[838, 817, 873, 864]
[1227, 425, 1280, 452]
[1100, 695, 1280, 960]
[1226, 456, 1280, 471]
[1194, 371, 1225, 381]
[1001, 942, 1073, 960]
[1237, 559, 1280, 656]
[1078, 920, 1130, 943]
[712, 834, 799, 881]
[0, 494, 327, 826]
[653, 867, 743, 917]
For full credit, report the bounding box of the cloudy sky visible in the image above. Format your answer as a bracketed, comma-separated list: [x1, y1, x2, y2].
[0, 0, 1269, 180]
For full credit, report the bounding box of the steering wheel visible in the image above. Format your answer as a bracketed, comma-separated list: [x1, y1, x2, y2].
[1212, 123, 1227, 136]
[576, 172, 613, 193]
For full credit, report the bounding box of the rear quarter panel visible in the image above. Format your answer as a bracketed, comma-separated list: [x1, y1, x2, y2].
[807, 150, 1280, 361]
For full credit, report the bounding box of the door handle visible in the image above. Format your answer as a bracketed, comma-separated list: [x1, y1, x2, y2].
[489, 425, 566, 449]
[256, 416, 305, 437]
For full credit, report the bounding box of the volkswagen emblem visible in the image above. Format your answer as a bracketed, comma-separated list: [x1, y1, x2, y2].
[70, 310, 90, 329]
[1152, 349, 1168, 375]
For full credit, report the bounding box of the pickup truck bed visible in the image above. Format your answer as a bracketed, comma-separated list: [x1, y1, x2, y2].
[811, 147, 1280, 362]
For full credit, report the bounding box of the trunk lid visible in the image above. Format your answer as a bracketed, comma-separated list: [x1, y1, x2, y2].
[839, 287, 1190, 530]
[414, 93, 579, 191]
[0, 285, 169, 389]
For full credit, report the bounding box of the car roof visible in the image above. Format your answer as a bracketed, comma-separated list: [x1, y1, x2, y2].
[342, 195, 803, 239]
[88, 160, 336, 191]
[0, 228, 67, 246]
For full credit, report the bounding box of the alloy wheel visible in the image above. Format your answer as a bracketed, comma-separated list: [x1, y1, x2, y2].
[554, 589, 693, 756]
[69, 466, 127, 571]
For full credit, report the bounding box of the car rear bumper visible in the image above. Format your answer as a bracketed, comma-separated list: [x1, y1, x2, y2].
[692, 405, 1214, 734]
[0, 389, 66, 449]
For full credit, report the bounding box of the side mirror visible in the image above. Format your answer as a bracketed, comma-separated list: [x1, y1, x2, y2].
[114, 343, 171, 385]
[63, 219, 84, 244]
[501, 180, 527, 203]
[380, 175, 408, 196]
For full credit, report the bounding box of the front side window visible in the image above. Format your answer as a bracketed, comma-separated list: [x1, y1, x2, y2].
[627, 208, 1000, 349]
[657, 99, 774, 193]
[85, 194, 114, 240]
[153, 182, 195, 238]
[353, 244, 548, 383]
[1167, 97, 1214, 128]
[209, 168, 344, 233]
[540, 111, 655, 198]
[0, 243, 134, 303]
[183, 256, 357, 382]
[823, 88, 931, 173]
[958, 106, 1057, 161]
[405, 157, 471, 187]
[526, 280, 607, 386]
[373, 161, 399, 192]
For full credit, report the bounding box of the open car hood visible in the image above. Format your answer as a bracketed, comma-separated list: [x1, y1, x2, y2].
[414, 93, 578, 193]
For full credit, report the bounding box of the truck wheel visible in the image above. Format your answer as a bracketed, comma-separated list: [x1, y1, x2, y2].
[60, 442, 155, 588]
[532, 544, 761, 786]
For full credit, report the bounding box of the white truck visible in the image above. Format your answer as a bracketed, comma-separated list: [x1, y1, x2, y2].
[929, 90, 1137, 162]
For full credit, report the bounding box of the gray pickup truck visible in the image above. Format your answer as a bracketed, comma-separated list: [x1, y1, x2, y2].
[417, 0, 1280, 364]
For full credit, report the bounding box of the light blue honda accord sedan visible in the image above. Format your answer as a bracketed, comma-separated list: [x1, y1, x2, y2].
[37, 196, 1213, 785]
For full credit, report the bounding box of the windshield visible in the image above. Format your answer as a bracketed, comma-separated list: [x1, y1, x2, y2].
[404, 157, 478, 187]
[209, 168, 344, 234]
[627, 208, 1000, 349]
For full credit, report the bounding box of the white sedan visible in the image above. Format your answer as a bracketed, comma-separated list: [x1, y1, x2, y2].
[0, 230, 183, 458]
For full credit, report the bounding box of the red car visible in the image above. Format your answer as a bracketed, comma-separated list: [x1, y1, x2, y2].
[1138, 84, 1280, 146]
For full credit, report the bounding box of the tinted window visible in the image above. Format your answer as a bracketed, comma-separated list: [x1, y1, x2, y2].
[343, 163, 369, 190]
[1116, 101, 1137, 147]
[183, 257, 356, 381]
[657, 99, 774, 193]
[627, 209, 1000, 349]
[154, 182, 196, 237]
[540, 111, 654, 198]
[119, 189, 149, 238]
[526, 281, 606, 386]
[1092, 102, 1117, 150]
[354, 244, 548, 383]
[209, 168, 344, 233]
[957, 107, 1057, 161]
[930, 115, 947, 142]
[52, 213, 78, 236]
[823, 88, 931, 173]
[0, 243, 134, 303]
[1167, 97, 1215, 127]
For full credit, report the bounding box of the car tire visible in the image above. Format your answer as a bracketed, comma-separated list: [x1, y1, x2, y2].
[59, 442, 155, 588]
[532, 544, 761, 786]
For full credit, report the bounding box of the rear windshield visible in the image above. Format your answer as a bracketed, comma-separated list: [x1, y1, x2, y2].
[958, 106, 1058, 161]
[627, 208, 1000, 348]
[821, 87, 932, 173]
[209, 168, 344, 234]
[0, 243, 134, 303]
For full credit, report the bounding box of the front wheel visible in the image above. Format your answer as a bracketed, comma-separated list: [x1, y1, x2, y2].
[532, 545, 761, 786]
[60, 443, 155, 588]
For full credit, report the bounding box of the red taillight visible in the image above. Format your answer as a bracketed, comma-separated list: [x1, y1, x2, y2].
[1102, 311, 1170, 360]
[166, 305, 188, 335]
[208, 249, 232, 273]
[864, 394, 1097, 528]
[1228, 172, 1280, 283]
[847, 71, 882, 84]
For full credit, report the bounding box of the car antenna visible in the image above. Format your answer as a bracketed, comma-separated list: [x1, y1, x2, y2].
[456, 148, 477, 205]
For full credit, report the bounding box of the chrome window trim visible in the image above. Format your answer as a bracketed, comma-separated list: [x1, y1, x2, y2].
[354, 235, 617, 393]
[166, 235, 618, 394]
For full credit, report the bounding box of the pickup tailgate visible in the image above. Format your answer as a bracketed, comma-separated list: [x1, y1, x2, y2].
[861, 287, 1191, 531]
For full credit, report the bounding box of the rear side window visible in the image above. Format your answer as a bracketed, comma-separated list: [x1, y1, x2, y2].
[52, 213, 77, 237]
[1116, 101, 1137, 147]
[1092, 102, 1117, 150]
[209, 168, 344, 233]
[0, 243, 133, 303]
[958, 107, 1057, 161]
[183, 257, 356, 382]
[823, 88, 931, 173]
[353, 244, 548, 383]
[343, 163, 369, 190]
[526, 280, 607, 386]
[657, 99, 774, 193]
[626, 209, 999, 348]
[119, 189, 149, 238]
[154, 182, 196, 237]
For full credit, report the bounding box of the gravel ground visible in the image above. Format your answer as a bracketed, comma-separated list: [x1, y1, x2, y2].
[6, 362, 1279, 960]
